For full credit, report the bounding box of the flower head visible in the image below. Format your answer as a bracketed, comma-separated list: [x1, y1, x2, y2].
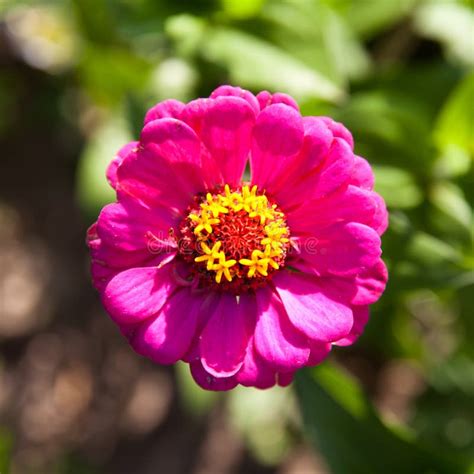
[87, 85, 388, 390]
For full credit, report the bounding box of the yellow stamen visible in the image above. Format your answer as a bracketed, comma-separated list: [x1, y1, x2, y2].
[194, 241, 222, 270]
[240, 249, 271, 278]
[188, 185, 290, 284]
[190, 211, 220, 235]
[211, 252, 237, 283]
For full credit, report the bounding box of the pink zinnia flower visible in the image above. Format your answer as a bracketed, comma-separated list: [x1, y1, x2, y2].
[87, 86, 388, 390]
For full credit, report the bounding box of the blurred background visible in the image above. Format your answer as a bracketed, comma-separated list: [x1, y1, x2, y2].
[0, 0, 473, 473]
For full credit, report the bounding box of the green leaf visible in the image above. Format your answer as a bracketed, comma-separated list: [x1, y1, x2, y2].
[433, 72, 474, 155]
[262, 1, 371, 86]
[228, 386, 295, 465]
[407, 232, 463, 266]
[71, 0, 119, 45]
[373, 166, 423, 209]
[414, 1, 474, 67]
[78, 45, 152, 106]
[165, 14, 207, 57]
[334, 92, 433, 171]
[330, 0, 418, 39]
[0, 428, 12, 474]
[430, 182, 473, 236]
[295, 364, 470, 474]
[220, 0, 264, 19]
[174, 362, 218, 417]
[201, 27, 344, 102]
[76, 114, 132, 217]
[323, 8, 371, 82]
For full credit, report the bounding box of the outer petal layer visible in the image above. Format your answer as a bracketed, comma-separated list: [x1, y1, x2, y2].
[250, 104, 304, 190]
[118, 119, 206, 215]
[106, 141, 138, 190]
[144, 99, 185, 124]
[200, 293, 255, 377]
[254, 287, 310, 371]
[131, 287, 202, 364]
[102, 264, 177, 325]
[273, 272, 353, 343]
[334, 305, 370, 347]
[199, 96, 256, 186]
[295, 222, 382, 276]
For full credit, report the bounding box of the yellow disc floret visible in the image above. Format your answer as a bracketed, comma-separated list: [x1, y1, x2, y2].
[180, 184, 290, 291]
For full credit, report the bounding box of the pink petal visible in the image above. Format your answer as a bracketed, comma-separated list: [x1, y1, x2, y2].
[199, 96, 256, 186]
[295, 117, 334, 177]
[253, 287, 310, 371]
[131, 288, 202, 364]
[106, 141, 138, 190]
[256, 90, 299, 111]
[273, 272, 353, 343]
[262, 116, 333, 200]
[90, 237, 165, 270]
[180, 98, 209, 135]
[117, 148, 189, 219]
[140, 118, 202, 171]
[307, 343, 332, 365]
[352, 259, 388, 305]
[334, 305, 369, 346]
[351, 155, 374, 190]
[277, 371, 295, 387]
[287, 185, 379, 233]
[250, 104, 304, 190]
[88, 219, 174, 280]
[102, 264, 177, 325]
[90, 259, 117, 292]
[277, 137, 355, 209]
[144, 99, 185, 124]
[210, 85, 260, 115]
[320, 116, 354, 150]
[118, 119, 206, 213]
[190, 360, 238, 391]
[296, 222, 381, 276]
[236, 338, 278, 389]
[200, 293, 255, 377]
[179, 98, 228, 187]
[303, 137, 355, 200]
[96, 195, 176, 253]
[371, 192, 389, 235]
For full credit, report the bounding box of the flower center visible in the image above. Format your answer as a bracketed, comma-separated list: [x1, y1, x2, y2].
[178, 185, 290, 293]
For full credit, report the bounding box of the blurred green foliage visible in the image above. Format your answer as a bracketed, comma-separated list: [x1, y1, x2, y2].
[0, 427, 12, 474]
[1, 0, 473, 472]
[296, 364, 471, 474]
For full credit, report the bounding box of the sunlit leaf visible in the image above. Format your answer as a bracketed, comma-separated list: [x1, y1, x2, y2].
[76, 114, 132, 216]
[414, 1, 474, 67]
[220, 0, 264, 19]
[78, 45, 152, 106]
[330, 0, 418, 39]
[430, 182, 473, 236]
[228, 386, 295, 465]
[175, 362, 218, 416]
[334, 92, 433, 170]
[262, 1, 371, 85]
[433, 72, 474, 155]
[433, 145, 471, 178]
[373, 166, 423, 209]
[201, 27, 344, 102]
[407, 232, 463, 266]
[165, 14, 206, 57]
